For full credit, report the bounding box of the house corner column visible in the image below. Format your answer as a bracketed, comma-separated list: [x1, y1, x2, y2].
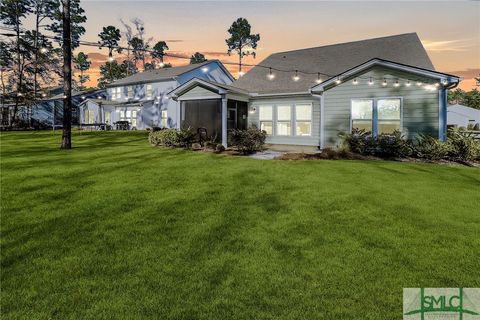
[439, 88, 447, 141]
[221, 96, 228, 147]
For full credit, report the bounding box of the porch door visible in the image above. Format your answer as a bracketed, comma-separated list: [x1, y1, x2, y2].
[227, 108, 237, 129]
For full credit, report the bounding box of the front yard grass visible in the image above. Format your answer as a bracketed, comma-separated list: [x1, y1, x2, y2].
[1, 131, 479, 319]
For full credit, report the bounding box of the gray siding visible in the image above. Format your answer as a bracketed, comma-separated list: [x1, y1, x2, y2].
[248, 96, 320, 146]
[179, 86, 221, 100]
[323, 66, 440, 147]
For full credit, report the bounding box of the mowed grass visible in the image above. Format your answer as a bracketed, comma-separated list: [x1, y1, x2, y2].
[1, 131, 479, 320]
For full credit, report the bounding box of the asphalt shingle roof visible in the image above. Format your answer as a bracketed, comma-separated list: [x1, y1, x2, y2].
[233, 33, 434, 94]
[107, 61, 212, 87]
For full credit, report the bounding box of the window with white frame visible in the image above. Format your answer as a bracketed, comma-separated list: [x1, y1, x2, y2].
[104, 111, 110, 124]
[276, 105, 292, 135]
[295, 104, 312, 136]
[351, 98, 402, 135]
[351, 99, 374, 133]
[127, 86, 133, 98]
[259, 106, 273, 135]
[377, 98, 401, 134]
[111, 87, 121, 100]
[161, 110, 168, 127]
[146, 84, 153, 98]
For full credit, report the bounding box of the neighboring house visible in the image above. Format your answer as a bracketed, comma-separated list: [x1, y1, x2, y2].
[79, 60, 234, 130]
[447, 104, 480, 129]
[170, 33, 460, 148]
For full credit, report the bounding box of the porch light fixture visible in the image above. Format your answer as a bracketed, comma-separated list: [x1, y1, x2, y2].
[249, 107, 256, 114]
[293, 70, 300, 81]
[394, 80, 400, 87]
[201, 67, 209, 72]
[267, 68, 275, 80]
[315, 73, 322, 84]
[382, 78, 387, 86]
[406, 80, 411, 87]
[442, 79, 448, 86]
[352, 78, 358, 85]
[335, 77, 341, 84]
[368, 78, 374, 85]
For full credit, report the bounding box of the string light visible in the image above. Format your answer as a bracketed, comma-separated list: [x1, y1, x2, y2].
[267, 68, 275, 80]
[40, 47, 48, 54]
[315, 73, 322, 84]
[352, 78, 358, 85]
[201, 67, 209, 73]
[406, 80, 411, 87]
[416, 81, 422, 86]
[382, 78, 387, 86]
[41, 93, 47, 98]
[108, 56, 114, 62]
[238, 71, 245, 77]
[394, 80, 400, 87]
[293, 70, 300, 81]
[335, 77, 341, 84]
[368, 77, 374, 85]
[159, 62, 165, 68]
[81, 95, 86, 99]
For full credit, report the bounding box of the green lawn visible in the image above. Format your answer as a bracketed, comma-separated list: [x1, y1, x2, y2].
[1, 131, 479, 319]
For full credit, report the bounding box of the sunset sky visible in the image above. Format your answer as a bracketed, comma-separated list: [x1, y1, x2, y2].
[77, 0, 479, 90]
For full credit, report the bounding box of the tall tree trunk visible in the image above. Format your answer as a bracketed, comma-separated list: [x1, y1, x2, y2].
[11, 3, 22, 128]
[238, 45, 242, 74]
[61, 0, 72, 149]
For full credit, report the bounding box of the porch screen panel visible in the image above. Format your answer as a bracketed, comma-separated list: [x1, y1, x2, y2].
[259, 106, 273, 135]
[351, 99, 373, 133]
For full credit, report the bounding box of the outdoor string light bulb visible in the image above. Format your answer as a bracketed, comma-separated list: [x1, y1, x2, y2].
[267, 68, 275, 80]
[238, 71, 245, 77]
[40, 47, 48, 54]
[394, 80, 400, 87]
[108, 56, 114, 62]
[201, 67, 209, 72]
[382, 78, 387, 86]
[335, 77, 341, 84]
[41, 93, 47, 98]
[293, 70, 300, 81]
[406, 80, 411, 87]
[315, 73, 322, 84]
[416, 81, 422, 86]
[353, 78, 358, 85]
[368, 77, 374, 85]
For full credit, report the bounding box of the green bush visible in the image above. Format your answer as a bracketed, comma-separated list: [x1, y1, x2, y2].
[413, 134, 449, 160]
[148, 127, 197, 148]
[175, 127, 196, 148]
[229, 127, 266, 155]
[376, 131, 412, 158]
[341, 129, 377, 156]
[447, 129, 480, 161]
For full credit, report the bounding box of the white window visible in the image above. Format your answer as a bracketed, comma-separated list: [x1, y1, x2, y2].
[351, 99, 374, 133]
[259, 106, 273, 135]
[127, 86, 133, 98]
[146, 84, 153, 98]
[104, 111, 110, 124]
[111, 87, 121, 100]
[161, 110, 168, 127]
[377, 98, 401, 134]
[351, 98, 402, 135]
[295, 104, 312, 136]
[276, 105, 292, 135]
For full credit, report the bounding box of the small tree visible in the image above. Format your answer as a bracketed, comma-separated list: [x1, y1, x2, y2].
[190, 52, 207, 64]
[98, 25, 122, 60]
[129, 37, 148, 70]
[225, 18, 260, 74]
[97, 60, 127, 88]
[73, 52, 91, 89]
[151, 41, 168, 67]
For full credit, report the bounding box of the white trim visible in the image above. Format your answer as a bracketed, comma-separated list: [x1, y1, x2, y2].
[177, 95, 221, 101]
[320, 94, 325, 149]
[311, 59, 460, 93]
[221, 96, 228, 147]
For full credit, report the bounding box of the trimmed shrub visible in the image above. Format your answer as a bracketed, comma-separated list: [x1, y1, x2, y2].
[447, 129, 480, 161]
[149, 128, 179, 147]
[376, 131, 412, 158]
[413, 134, 449, 160]
[175, 127, 196, 148]
[341, 129, 377, 155]
[229, 127, 266, 155]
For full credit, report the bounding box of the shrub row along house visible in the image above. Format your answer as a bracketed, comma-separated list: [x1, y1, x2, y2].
[81, 33, 460, 149]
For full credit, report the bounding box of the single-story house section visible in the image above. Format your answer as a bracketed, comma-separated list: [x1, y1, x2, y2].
[170, 33, 461, 149]
[447, 104, 480, 129]
[79, 60, 234, 130]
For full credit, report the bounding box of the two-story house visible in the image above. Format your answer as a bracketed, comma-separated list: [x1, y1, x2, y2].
[79, 60, 234, 129]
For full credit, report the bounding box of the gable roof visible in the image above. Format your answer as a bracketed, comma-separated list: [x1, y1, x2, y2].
[169, 78, 249, 98]
[233, 33, 435, 94]
[107, 60, 232, 87]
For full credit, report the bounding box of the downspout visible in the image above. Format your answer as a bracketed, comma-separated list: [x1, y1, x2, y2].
[439, 78, 461, 141]
[310, 89, 324, 150]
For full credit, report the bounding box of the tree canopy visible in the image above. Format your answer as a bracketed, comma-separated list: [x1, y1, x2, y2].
[190, 52, 207, 64]
[225, 18, 260, 72]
